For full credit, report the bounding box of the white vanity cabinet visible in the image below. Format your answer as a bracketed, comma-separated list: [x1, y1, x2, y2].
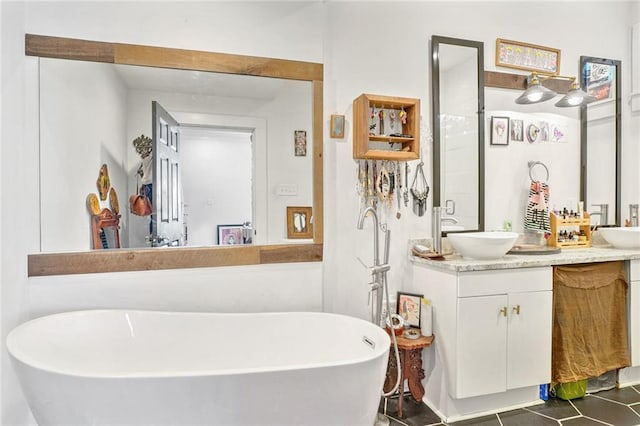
[413, 265, 552, 399]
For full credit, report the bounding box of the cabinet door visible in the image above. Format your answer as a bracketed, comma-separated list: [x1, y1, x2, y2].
[506, 291, 552, 389]
[456, 295, 508, 398]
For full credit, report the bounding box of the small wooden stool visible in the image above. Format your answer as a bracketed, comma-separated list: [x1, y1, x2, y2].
[383, 332, 434, 418]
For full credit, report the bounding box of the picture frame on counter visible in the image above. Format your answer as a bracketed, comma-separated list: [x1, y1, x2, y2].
[397, 291, 423, 329]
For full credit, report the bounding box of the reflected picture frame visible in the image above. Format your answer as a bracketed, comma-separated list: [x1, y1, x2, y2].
[217, 224, 244, 245]
[330, 114, 345, 138]
[294, 130, 307, 156]
[286, 206, 313, 239]
[396, 291, 423, 329]
[490, 116, 509, 145]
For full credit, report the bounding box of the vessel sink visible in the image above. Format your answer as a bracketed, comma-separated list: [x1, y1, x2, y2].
[598, 227, 640, 249]
[447, 231, 519, 260]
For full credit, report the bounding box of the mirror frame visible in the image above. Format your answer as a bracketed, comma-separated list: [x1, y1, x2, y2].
[431, 35, 485, 233]
[579, 55, 621, 226]
[26, 34, 323, 276]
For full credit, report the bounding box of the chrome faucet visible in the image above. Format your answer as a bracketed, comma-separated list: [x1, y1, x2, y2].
[630, 204, 639, 227]
[590, 203, 609, 227]
[432, 206, 459, 254]
[357, 206, 390, 326]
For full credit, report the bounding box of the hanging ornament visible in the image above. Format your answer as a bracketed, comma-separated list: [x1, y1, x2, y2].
[410, 161, 429, 216]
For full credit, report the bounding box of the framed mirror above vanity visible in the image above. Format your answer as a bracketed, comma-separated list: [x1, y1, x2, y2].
[431, 35, 485, 233]
[26, 34, 324, 276]
[580, 55, 621, 226]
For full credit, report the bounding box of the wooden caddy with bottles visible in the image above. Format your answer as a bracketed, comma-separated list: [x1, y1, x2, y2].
[548, 212, 592, 248]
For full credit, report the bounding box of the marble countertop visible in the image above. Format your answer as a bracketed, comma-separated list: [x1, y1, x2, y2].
[410, 245, 640, 272]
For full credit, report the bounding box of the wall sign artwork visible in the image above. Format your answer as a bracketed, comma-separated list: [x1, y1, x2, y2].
[582, 61, 615, 101]
[330, 114, 345, 138]
[496, 38, 561, 76]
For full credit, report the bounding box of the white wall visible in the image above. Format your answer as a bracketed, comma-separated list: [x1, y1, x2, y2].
[2, 1, 639, 424]
[40, 59, 128, 251]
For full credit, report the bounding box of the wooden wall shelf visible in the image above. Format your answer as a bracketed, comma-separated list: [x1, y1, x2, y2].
[353, 93, 420, 161]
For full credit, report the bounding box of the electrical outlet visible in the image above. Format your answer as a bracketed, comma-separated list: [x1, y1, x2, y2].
[276, 184, 298, 196]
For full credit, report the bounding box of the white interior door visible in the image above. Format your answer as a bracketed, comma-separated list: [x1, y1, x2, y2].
[152, 101, 183, 246]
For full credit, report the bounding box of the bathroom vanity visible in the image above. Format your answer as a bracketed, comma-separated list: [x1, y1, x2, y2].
[410, 247, 640, 423]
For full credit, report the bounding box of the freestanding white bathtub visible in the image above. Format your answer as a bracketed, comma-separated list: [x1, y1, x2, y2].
[7, 310, 390, 426]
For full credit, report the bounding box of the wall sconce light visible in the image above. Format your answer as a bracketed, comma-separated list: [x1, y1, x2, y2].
[515, 73, 596, 107]
[515, 73, 557, 105]
[554, 79, 597, 107]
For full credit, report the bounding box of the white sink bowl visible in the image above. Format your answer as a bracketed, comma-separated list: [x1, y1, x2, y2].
[447, 231, 519, 260]
[598, 227, 640, 249]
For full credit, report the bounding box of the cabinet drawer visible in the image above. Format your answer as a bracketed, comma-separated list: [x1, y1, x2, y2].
[458, 267, 552, 297]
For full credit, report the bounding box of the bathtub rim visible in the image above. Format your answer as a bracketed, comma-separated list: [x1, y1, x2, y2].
[7, 309, 391, 379]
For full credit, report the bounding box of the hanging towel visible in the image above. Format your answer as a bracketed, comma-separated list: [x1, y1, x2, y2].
[524, 180, 550, 234]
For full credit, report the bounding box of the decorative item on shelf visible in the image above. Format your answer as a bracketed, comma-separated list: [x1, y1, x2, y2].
[286, 206, 313, 239]
[496, 38, 561, 76]
[397, 291, 423, 329]
[86, 193, 100, 216]
[330, 114, 345, 138]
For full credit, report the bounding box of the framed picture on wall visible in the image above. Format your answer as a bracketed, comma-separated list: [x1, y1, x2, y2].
[396, 291, 423, 329]
[294, 130, 307, 156]
[490, 116, 509, 145]
[510, 119, 524, 142]
[330, 114, 345, 138]
[217, 224, 243, 245]
[286, 206, 313, 239]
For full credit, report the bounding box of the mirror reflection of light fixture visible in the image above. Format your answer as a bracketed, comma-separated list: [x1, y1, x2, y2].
[554, 78, 597, 107]
[515, 73, 596, 107]
[515, 73, 557, 104]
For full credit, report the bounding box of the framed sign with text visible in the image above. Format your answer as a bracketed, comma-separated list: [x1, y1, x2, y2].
[496, 38, 560, 76]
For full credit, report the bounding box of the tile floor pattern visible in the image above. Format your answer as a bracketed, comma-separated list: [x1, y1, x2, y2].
[381, 386, 640, 426]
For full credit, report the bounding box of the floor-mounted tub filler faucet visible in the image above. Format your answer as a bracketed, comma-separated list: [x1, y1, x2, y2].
[432, 205, 459, 254]
[356, 206, 402, 422]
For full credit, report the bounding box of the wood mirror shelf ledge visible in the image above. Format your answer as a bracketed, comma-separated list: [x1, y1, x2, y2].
[26, 34, 323, 277]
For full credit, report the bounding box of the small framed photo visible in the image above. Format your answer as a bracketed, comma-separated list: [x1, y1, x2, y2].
[510, 119, 524, 142]
[217, 224, 243, 245]
[294, 130, 307, 156]
[490, 116, 509, 145]
[396, 291, 423, 329]
[286, 206, 312, 239]
[330, 114, 345, 138]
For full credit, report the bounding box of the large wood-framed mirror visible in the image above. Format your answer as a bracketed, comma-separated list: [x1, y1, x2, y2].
[26, 34, 323, 276]
[431, 35, 485, 233]
[580, 55, 621, 226]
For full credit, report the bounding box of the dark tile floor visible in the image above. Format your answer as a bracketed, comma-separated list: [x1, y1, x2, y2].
[380, 386, 640, 426]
